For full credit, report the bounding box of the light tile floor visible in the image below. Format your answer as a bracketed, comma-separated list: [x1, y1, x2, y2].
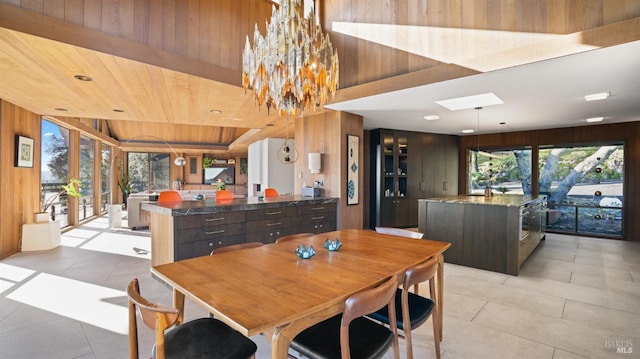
[1, 215, 639, 358]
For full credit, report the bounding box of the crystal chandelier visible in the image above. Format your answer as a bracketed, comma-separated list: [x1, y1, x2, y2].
[242, 0, 339, 118]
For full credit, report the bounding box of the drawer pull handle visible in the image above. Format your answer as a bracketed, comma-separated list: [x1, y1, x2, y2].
[266, 211, 282, 215]
[267, 222, 282, 226]
[205, 230, 225, 235]
[312, 216, 324, 220]
[205, 217, 224, 222]
[311, 207, 325, 211]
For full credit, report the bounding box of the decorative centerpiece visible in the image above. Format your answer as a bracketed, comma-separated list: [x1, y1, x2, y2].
[295, 244, 315, 259]
[323, 238, 343, 251]
[194, 194, 204, 200]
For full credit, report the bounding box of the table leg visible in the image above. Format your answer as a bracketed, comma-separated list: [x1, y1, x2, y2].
[173, 289, 185, 325]
[437, 253, 444, 340]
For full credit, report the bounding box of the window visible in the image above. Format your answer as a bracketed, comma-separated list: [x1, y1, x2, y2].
[41, 119, 71, 227]
[78, 135, 95, 220]
[100, 145, 112, 212]
[539, 143, 624, 238]
[468, 148, 532, 195]
[127, 152, 170, 193]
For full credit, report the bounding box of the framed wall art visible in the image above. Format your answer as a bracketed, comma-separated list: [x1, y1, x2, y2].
[15, 135, 34, 168]
[346, 134, 359, 205]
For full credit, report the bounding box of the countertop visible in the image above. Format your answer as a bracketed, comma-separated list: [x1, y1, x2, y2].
[419, 194, 544, 207]
[141, 195, 338, 216]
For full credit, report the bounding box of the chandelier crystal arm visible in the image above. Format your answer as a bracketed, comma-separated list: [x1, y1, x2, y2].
[242, 0, 338, 118]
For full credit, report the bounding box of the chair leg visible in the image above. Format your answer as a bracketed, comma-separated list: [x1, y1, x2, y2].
[430, 280, 441, 359]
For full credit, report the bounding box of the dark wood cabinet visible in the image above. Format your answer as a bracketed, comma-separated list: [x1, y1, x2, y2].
[245, 206, 299, 243]
[419, 195, 546, 275]
[145, 197, 339, 264]
[370, 129, 458, 228]
[174, 212, 247, 260]
[298, 203, 337, 234]
[370, 129, 412, 228]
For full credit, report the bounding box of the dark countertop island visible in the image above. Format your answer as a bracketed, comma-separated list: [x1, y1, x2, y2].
[142, 195, 338, 216]
[421, 194, 542, 206]
[418, 194, 546, 275]
[143, 196, 338, 265]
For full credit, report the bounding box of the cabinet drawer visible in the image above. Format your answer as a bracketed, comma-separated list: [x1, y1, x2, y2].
[176, 211, 246, 229]
[245, 206, 298, 221]
[176, 234, 245, 260]
[246, 226, 299, 244]
[245, 216, 297, 233]
[299, 220, 336, 234]
[298, 204, 336, 216]
[177, 223, 245, 243]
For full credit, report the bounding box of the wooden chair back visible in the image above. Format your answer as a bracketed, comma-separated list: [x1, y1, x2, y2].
[158, 190, 182, 203]
[212, 241, 264, 254]
[401, 255, 440, 359]
[127, 278, 180, 359]
[275, 232, 314, 243]
[375, 226, 424, 239]
[264, 188, 279, 197]
[341, 274, 400, 359]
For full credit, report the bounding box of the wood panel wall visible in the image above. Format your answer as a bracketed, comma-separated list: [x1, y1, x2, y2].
[0, 100, 41, 258]
[0, 0, 273, 73]
[295, 110, 364, 230]
[323, 0, 640, 88]
[458, 121, 640, 242]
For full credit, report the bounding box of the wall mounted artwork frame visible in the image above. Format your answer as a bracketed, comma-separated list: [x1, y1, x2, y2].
[15, 135, 34, 168]
[346, 134, 359, 205]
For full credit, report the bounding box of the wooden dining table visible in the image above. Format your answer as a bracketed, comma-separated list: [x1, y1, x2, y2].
[151, 229, 450, 359]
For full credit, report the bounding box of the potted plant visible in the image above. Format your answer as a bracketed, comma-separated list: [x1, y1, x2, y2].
[216, 179, 227, 191]
[37, 178, 82, 222]
[203, 156, 214, 169]
[118, 171, 132, 209]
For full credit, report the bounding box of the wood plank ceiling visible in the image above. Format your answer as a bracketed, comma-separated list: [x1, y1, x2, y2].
[0, 25, 295, 154]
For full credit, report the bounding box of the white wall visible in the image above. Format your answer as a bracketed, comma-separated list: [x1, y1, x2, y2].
[247, 138, 295, 196]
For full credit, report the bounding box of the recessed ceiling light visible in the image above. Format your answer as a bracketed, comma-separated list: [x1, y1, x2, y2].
[54, 107, 68, 111]
[436, 93, 504, 111]
[584, 92, 610, 101]
[586, 117, 604, 123]
[74, 74, 93, 81]
[461, 129, 475, 134]
[423, 115, 439, 121]
[210, 109, 222, 114]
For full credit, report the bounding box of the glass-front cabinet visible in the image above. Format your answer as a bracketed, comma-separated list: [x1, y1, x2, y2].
[370, 129, 412, 228]
[382, 132, 408, 199]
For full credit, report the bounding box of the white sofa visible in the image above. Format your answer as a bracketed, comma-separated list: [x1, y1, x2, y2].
[126, 193, 156, 229]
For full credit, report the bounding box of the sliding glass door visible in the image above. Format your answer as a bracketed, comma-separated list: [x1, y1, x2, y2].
[539, 143, 624, 238]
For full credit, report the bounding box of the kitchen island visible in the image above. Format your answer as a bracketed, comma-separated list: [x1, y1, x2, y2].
[418, 194, 546, 275]
[142, 196, 338, 265]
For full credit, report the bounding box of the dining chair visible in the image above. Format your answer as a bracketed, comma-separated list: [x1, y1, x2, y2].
[375, 226, 424, 294]
[264, 187, 279, 197]
[375, 226, 424, 239]
[275, 232, 314, 243]
[158, 190, 182, 203]
[366, 256, 440, 359]
[215, 189, 234, 202]
[290, 274, 400, 359]
[212, 241, 264, 254]
[126, 278, 257, 359]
